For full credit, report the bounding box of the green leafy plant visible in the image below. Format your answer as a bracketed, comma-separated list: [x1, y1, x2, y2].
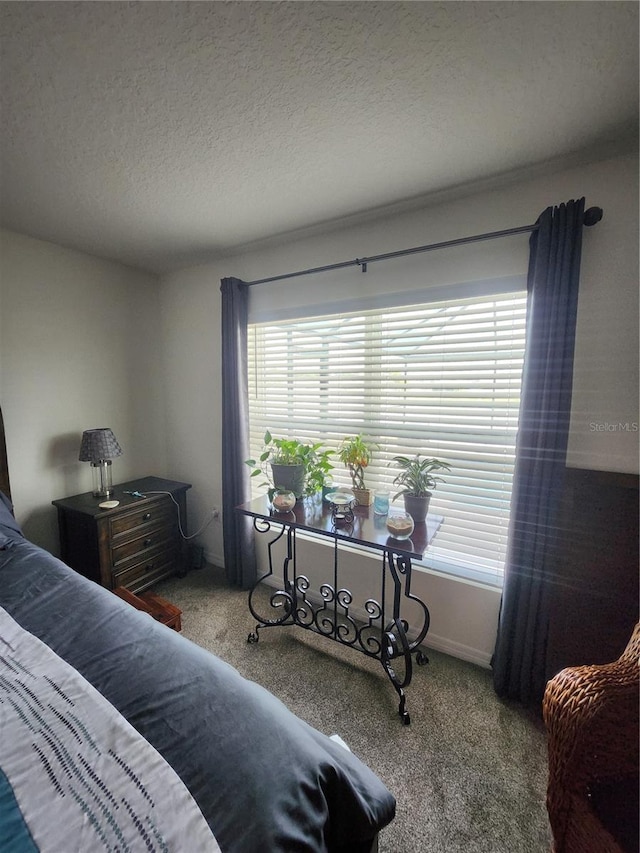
[338, 435, 376, 491]
[391, 455, 451, 500]
[245, 431, 333, 496]
[305, 448, 335, 496]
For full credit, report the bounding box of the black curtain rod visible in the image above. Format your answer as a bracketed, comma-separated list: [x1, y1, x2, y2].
[245, 206, 603, 286]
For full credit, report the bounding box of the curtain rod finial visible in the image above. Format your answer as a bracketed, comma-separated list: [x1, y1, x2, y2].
[584, 206, 603, 226]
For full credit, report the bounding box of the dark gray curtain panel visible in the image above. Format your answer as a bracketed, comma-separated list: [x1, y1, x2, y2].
[492, 197, 586, 706]
[220, 277, 256, 588]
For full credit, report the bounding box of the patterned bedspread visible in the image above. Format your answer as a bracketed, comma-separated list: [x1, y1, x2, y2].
[0, 606, 221, 853]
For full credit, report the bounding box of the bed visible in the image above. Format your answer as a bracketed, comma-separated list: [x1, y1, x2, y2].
[0, 409, 395, 852]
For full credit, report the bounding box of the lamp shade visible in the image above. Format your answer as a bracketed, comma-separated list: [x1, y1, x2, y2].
[78, 429, 123, 463]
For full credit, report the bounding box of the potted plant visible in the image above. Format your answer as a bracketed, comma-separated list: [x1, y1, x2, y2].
[245, 432, 331, 499]
[391, 454, 451, 523]
[305, 447, 335, 499]
[339, 435, 376, 506]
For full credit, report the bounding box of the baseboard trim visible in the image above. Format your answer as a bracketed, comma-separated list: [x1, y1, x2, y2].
[425, 633, 492, 669]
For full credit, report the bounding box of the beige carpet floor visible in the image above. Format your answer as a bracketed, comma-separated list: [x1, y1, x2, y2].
[155, 564, 552, 853]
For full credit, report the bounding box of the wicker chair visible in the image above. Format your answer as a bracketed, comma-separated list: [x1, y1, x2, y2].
[543, 622, 640, 853]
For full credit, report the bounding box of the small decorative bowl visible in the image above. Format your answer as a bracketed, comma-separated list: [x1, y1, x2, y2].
[386, 512, 415, 540]
[271, 490, 296, 513]
[325, 490, 355, 508]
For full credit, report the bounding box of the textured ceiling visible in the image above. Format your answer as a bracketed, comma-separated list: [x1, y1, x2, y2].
[1, 1, 638, 273]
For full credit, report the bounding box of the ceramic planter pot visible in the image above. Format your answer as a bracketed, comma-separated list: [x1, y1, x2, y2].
[352, 487, 372, 507]
[270, 463, 306, 498]
[403, 493, 431, 523]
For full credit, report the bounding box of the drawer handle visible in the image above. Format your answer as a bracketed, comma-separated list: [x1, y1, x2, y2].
[142, 513, 152, 521]
[143, 538, 153, 547]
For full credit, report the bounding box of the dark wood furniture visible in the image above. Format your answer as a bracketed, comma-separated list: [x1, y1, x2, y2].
[237, 495, 443, 724]
[52, 476, 191, 593]
[113, 586, 183, 631]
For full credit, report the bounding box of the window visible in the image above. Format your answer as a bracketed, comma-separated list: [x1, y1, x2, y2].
[247, 288, 526, 587]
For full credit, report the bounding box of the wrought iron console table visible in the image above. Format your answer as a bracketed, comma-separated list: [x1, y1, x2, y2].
[237, 495, 443, 724]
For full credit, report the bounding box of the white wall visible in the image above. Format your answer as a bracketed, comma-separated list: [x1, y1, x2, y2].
[0, 230, 168, 551]
[159, 151, 638, 666]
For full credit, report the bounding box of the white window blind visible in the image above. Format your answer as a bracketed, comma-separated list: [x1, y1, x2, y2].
[247, 289, 527, 586]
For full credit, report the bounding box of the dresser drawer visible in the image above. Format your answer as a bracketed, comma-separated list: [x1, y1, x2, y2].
[113, 548, 177, 590]
[112, 528, 177, 568]
[109, 499, 175, 541]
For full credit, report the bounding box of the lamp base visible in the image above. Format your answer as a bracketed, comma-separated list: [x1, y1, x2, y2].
[91, 460, 113, 497]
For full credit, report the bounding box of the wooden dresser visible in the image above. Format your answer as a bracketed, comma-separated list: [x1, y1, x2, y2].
[53, 476, 191, 593]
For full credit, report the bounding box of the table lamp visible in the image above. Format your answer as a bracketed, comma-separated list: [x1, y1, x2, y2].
[79, 428, 123, 497]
